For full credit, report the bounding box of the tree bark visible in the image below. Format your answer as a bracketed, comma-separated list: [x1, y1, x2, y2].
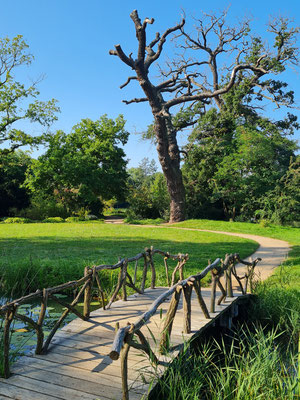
[154, 113, 185, 222]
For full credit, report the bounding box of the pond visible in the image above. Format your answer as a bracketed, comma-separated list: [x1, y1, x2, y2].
[0, 294, 104, 361]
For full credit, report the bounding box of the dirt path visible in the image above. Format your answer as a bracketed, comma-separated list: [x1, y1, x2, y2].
[104, 218, 290, 281]
[128, 224, 290, 282]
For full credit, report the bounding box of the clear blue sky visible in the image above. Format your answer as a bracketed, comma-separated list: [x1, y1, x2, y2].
[1, 0, 299, 167]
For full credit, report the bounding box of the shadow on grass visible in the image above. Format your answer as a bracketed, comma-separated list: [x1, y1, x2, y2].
[0, 233, 258, 297]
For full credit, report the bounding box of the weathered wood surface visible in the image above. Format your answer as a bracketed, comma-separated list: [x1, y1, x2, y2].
[0, 287, 242, 400]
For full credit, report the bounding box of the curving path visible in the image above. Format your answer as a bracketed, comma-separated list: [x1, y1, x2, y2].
[129, 223, 291, 283]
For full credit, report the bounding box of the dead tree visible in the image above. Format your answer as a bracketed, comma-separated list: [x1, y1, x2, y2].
[109, 10, 299, 222]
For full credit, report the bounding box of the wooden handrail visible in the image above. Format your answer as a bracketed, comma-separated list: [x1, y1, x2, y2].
[0, 246, 190, 379]
[109, 253, 261, 400]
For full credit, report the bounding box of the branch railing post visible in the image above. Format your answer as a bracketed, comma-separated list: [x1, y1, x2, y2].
[159, 286, 182, 353]
[183, 283, 192, 333]
[83, 266, 93, 319]
[3, 306, 16, 378]
[36, 288, 48, 354]
[210, 271, 218, 313]
[193, 279, 210, 318]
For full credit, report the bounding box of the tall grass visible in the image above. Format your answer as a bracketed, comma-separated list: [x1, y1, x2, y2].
[149, 325, 298, 400]
[148, 285, 299, 400]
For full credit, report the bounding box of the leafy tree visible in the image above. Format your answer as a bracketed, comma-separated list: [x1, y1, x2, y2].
[256, 156, 300, 224]
[183, 108, 298, 221]
[0, 35, 59, 151]
[0, 150, 32, 217]
[25, 115, 129, 216]
[127, 158, 169, 219]
[109, 10, 299, 222]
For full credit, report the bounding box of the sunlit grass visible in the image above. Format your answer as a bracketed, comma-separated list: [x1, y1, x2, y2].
[0, 222, 258, 297]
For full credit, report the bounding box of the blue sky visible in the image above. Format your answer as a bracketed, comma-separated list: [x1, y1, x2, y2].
[1, 0, 299, 168]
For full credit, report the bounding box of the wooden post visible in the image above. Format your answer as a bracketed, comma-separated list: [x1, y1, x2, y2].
[164, 256, 170, 287]
[94, 271, 106, 310]
[183, 284, 192, 333]
[149, 247, 156, 289]
[193, 280, 210, 319]
[141, 253, 148, 293]
[133, 259, 138, 285]
[120, 339, 131, 400]
[226, 265, 233, 297]
[122, 261, 128, 301]
[210, 272, 217, 313]
[36, 288, 48, 354]
[159, 286, 182, 353]
[216, 277, 227, 305]
[83, 266, 92, 318]
[3, 307, 16, 378]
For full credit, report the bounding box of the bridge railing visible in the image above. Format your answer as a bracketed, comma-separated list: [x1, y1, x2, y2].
[109, 253, 261, 400]
[0, 246, 188, 378]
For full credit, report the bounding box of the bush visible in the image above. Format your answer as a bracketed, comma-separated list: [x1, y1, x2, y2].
[20, 196, 69, 220]
[3, 217, 32, 224]
[65, 216, 85, 222]
[85, 214, 98, 221]
[43, 217, 65, 223]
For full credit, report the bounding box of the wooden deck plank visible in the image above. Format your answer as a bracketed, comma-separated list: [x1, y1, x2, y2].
[0, 287, 243, 400]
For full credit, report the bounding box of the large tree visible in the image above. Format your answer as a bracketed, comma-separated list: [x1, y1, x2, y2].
[109, 10, 299, 222]
[25, 115, 129, 215]
[0, 35, 59, 151]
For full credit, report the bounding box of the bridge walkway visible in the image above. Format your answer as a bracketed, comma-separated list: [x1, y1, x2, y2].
[0, 286, 241, 400]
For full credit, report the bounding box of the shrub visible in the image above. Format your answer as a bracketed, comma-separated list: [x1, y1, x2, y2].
[20, 196, 69, 220]
[43, 217, 65, 223]
[65, 216, 85, 222]
[85, 214, 98, 221]
[3, 217, 32, 224]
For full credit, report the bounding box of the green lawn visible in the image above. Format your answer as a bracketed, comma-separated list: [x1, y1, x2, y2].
[0, 222, 258, 298]
[172, 219, 300, 290]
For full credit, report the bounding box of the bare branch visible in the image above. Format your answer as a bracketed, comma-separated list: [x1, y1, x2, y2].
[120, 76, 137, 89]
[122, 97, 148, 105]
[145, 19, 185, 68]
[109, 45, 135, 69]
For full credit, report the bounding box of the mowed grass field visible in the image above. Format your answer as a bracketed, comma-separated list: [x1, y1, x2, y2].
[0, 222, 258, 298]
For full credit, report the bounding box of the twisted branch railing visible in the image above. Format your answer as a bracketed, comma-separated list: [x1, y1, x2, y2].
[0, 246, 188, 378]
[109, 253, 261, 400]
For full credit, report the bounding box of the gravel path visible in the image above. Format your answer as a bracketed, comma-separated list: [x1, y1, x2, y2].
[165, 227, 291, 282]
[104, 218, 291, 282]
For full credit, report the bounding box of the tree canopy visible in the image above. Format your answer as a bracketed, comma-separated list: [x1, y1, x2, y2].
[25, 115, 129, 216]
[0, 35, 59, 151]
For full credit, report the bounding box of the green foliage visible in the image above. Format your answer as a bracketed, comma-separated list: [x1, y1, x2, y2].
[127, 158, 170, 219]
[25, 115, 129, 216]
[256, 156, 300, 225]
[151, 326, 298, 400]
[20, 195, 69, 220]
[43, 217, 65, 223]
[3, 217, 31, 224]
[65, 216, 85, 222]
[0, 35, 59, 151]
[0, 150, 32, 217]
[250, 285, 300, 343]
[183, 106, 298, 222]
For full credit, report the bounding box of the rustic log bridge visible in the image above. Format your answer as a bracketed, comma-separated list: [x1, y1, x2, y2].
[0, 246, 260, 390]
[0, 246, 189, 378]
[109, 254, 261, 400]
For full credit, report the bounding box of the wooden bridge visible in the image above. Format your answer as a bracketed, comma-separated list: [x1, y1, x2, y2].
[0, 248, 261, 400]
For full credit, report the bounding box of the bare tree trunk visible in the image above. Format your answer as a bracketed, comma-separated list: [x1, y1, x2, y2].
[154, 114, 185, 222]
